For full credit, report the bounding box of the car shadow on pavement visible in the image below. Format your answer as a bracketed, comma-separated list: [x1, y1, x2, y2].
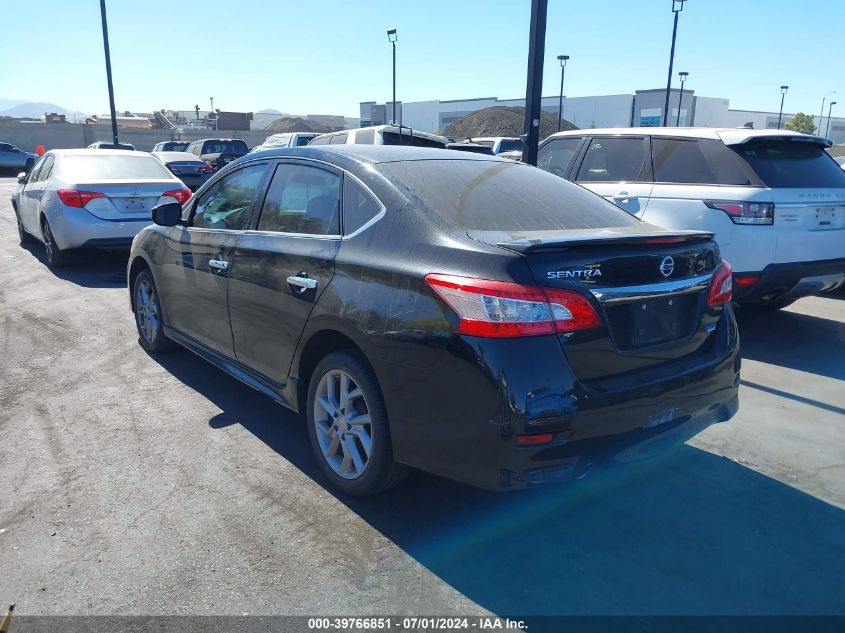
[18, 241, 129, 288]
[149, 349, 845, 618]
[735, 306, 845, 381]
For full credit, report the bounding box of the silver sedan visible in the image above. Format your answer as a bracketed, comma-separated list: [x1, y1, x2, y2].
[11, 149, 191, 268]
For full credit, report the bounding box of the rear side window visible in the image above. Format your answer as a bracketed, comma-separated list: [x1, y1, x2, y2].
[256, 164, 340, 235]
[538, 137, 584, 177]
[355, 129, 375, 144]
[309, 136, 330, 146]
[342, 178, 382, 234]
[652, 138, 752, 185]
[576, 138, 649, 182]
[192, 163, 268, 230]
[381, 160, 640, 231]
[730, 141, 845, 188]
[59, 155, 172, 180]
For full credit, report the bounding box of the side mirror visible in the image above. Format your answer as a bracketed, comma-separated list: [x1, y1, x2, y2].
[17, 173, 27, 185]
[151, 202, 183, 227]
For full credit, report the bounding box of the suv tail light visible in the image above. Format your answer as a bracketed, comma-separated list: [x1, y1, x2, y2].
[163, 187, 192, 204]
[57, 189, 105, 208]
[705, 201, 774, 225]
[200, 162, 213, 173]
[425, 274, 600, 338]
[707, 261, 733, 306]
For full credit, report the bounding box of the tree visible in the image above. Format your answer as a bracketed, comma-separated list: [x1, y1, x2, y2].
[784, 112, 816, 135]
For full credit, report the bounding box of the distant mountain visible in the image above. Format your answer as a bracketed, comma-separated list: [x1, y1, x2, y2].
[256, 108, 283, 114]
[0, 100, 89, 120]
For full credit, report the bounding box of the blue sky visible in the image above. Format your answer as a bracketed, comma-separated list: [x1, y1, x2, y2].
[1, 0, 842, 119]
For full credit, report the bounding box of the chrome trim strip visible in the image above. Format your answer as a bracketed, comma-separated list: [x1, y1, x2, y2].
[589, 272, 712, 304]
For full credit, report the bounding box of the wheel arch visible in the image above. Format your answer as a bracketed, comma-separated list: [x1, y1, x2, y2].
[127, 253, 156, 312]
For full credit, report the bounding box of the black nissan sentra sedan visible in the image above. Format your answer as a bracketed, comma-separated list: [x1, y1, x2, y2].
[127, 145, 740, 495]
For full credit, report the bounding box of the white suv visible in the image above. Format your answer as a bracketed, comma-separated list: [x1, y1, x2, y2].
[308, 125, 448, 148]
[538, 128, 845, 309]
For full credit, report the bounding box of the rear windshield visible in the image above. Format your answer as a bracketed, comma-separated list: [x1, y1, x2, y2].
[203, 140, 248, 155]
[60, 155, 173, 180]
[498, 139, 524, 153]
[380, 159, 640, 231]
[382, 132, 446, 148]
[730, 141, 845, 188]
[163, 142, 189, 151]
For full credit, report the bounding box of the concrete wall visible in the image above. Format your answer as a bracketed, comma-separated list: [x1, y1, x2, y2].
[0, 123, 270, 153]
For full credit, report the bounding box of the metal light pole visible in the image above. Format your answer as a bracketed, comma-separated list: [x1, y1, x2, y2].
[819, 91, 836, 136]
[557, 55, 569, 132]
[387, 28, 398, 125]
[99, 0, 119, 145]
[209, 97, 216, 130]
[522, 0, 548, 166]
[676, 71, 688, 126]
[826, 101, 837, 137]
[662, 0, 686, 127]
[777, 85, 788, 129]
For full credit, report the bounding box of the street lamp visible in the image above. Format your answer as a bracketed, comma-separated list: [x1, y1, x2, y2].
[387, 28, 398, 125]
[826, 101, 837, 137]
[662, 0, 687, 127]
[777, 85, 788, 129]
[676, 71, 689, 126]
[209, 97, 215, 130]
[819, 91, 837, 136]
[99, 0, 119, 145]
[557, 55, 569, 132]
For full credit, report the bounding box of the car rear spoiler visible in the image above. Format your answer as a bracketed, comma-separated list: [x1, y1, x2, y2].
[497, 231, 714, 254]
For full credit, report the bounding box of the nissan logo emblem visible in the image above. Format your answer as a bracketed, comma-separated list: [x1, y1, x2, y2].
[659, 256, 675, 278]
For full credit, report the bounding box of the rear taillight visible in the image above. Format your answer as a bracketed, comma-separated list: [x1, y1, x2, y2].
[167, 164, 180, 174]
[200, 162, 213, 173]
[57, 189, 105, 208]
[705, 201, 774, 225]
[425, 273, 600, 338]
[707, 261, 733, 307]
[163, 187, 192, 204]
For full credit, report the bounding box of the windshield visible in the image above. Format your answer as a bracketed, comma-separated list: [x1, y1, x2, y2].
[203, 140, 248, 155]
[60, 155, 173, 180]
[163, 142, 189, 151]
[731, 141, 845, 188]
[498, 139, 524, 153]
[296, 136, 314, 147]
[380, 159, 640, 231]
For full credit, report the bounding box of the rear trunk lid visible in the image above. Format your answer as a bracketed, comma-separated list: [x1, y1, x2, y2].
[67, 179, 182, 221]
[473, 227, 724, 382]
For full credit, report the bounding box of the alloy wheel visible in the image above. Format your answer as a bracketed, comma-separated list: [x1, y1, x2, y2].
[313, 369, 373, 479]
[135, 278, 160, 343]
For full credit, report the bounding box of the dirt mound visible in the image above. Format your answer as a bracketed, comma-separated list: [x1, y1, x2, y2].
[265, 117, 321, 133]
[444, 106, 577, 141]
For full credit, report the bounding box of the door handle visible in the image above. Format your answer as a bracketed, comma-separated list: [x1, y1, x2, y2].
[612, 191, 637, 202]
[209, 258, 229, 271]
[287, 275, 318, 292]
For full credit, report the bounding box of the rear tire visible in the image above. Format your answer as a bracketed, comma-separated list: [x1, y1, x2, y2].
[133, 268, 174, 353]
[738, 298, 796, 311]
[41, 217, 71, 268]
[306, 351, 409, 496]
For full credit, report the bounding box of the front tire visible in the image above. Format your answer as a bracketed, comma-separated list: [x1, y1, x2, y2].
[306, 352, 409, 496]
[133, 268, 174, 353]
[15, 210, 33, 244]
[41, 217, 70, 268]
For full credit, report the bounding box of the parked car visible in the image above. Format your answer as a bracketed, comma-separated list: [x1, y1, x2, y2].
[0, 142, 37, 174]
[834, 155, 845, 170]
[309, 125, 448, 148]
[12, 149, 190, 267]
[471, 136, 524, 156]
[184, 138, 249, 171]
[152, 141, 190, 152]
[127, 145, 739, 495]
[445, 142, 495, 155]
[87, 141, 136, 150]
[538, 128, 845, 310]
[152, 151, 213, 190]
[250, 132, 318, 153]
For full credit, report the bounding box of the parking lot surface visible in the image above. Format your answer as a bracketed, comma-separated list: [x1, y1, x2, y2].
[0, 176, 843, 617]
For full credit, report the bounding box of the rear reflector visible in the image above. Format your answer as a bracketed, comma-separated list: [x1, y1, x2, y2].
[57, 189, 105, 208]
[425, 273, 600, 338]
[705, 201, 774, 225]
[163, 187, 192, 204]
[516, 433, 555, 446]
[734, 274, 759, 287]
[707, 261, 733, 306]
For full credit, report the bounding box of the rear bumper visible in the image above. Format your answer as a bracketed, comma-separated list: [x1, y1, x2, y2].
[47, 204, 151, 250]
[176, 174, 211, 190]
[378, 309, 740, 491]
[733, 257, 845, 303]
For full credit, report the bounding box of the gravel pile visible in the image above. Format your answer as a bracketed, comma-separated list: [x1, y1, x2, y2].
[444, 106, 578, 140]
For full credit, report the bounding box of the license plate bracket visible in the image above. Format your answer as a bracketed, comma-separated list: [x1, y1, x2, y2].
[630, 296, 685, 347]
[815, 207, 836, 228]
[124, 197, 145, 212]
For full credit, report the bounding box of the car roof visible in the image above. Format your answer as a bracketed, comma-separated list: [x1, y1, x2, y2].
[312, 125, 448, 143]
[238, 144, 511, 167]
[50, 149, 151, 157]
[545, 127, 833, 147]
[471, 136, 521, 142]
[153, 151, 201, 161]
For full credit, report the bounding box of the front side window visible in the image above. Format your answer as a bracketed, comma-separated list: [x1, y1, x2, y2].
[192, 163, 268, 230]
[256, 164, 340, 235]
[343, 178, 382, 234]
[27, 154, 49, 182]
[576, 137, 649, 182]
[37, 155, 55, 182]
[538, 137, 584, 178]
